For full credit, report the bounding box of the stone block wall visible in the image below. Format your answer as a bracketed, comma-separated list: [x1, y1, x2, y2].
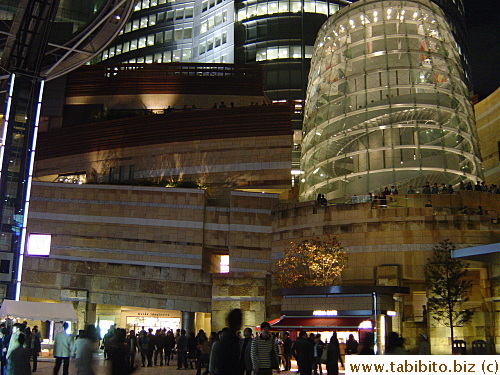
[271, 192, 499, 353]
[211, 274, 267, 332]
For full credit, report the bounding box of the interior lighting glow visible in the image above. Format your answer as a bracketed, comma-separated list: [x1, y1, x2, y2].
[359, 320, 373, 329]
[313, 310, 338, 316]
[387, 310, 397, 316]
[220, 255, 229, 273]
[27, 234, 51, 256]
[413, 11, 418, 18]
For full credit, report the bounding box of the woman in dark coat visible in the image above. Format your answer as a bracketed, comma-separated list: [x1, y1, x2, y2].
[109, 329, 131, 375]
[326, 333, 343, 375]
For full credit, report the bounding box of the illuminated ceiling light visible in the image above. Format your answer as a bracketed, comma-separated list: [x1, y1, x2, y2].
[387, 310, 397, 316]
[313, 310, 337, 316]
[413, 12, 418, 18]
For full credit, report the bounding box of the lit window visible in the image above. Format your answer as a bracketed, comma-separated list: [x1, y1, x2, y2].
[124, 23, 131, 33]
[141, 17, 148, 28]
[163, 51, 172, 62]
[142, 0, 150, 9]
[279, 1, 289, 12]
[149, 14, 156, 26]
[237, 8, 245, 21]
[201, 21, 208, 34]
[27, 234, 51, 256]
[256, 48, 266, 61]
[183, 49, 192, 60]
[138, 36, 146, 48]
[291, 1, 301, 12]
[304, 0, 315, 13]
[173, 50, 181, 62]
[147, 35, 154, 46]
[269, 2, 278, 14]
[278, 46, 289, 59]
[132, 19, 139, 31]
[220, 255, 229, 273]
[291, 45, 301, 58]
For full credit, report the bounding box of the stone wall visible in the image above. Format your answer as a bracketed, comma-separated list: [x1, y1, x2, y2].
[23, 184, 277, 326]
[271, 191, 499, 353]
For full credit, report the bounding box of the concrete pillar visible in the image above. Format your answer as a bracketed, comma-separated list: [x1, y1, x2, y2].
[182, 311, 195, 334]
[86, 302, 97, 327]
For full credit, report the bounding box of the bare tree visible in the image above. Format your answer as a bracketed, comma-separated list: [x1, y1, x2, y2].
[425, 239, 474, 352]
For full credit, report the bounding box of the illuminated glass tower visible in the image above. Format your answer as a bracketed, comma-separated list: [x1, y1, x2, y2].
[300, 0, 481, 201]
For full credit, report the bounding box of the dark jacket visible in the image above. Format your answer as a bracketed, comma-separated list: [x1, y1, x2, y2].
[292, 338, 314, 365]
[215, 331, 240, 375]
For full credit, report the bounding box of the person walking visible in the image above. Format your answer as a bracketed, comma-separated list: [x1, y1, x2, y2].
[282, 332, 292, 372]
[7, 332, 31, 375]
[292, 331, 313, 375]
[196, 331, 210, 375]
[345, 334, 358, 355]
[138, 330, 150, 367]
[52, 323, 73, 375]
[176, 329, 188, 370]
[127, 330, 138, 370]
[73, 325, 98, 375]
[313, 334, 324, 375]
[164, 330, 175, 366]
[215, 309, 242, 375]
[6, 323, 24, 362]
[109, 329, 131, 375]
[250, 322, 279, 375]
[30, 327, 41, 373]
[326, 333, 343, 375]
[239, 328, 253, 375]
[0, 328, 8, 375]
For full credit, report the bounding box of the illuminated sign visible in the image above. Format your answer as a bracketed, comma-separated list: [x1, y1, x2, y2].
[313, 310, 338, 316]
[26, 234, 51, 256]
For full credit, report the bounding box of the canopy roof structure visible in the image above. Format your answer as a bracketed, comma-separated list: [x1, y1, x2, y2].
[0, 300, 77, 322]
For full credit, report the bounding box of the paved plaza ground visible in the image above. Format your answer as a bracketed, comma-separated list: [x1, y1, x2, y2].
[32, 354, 317, 375]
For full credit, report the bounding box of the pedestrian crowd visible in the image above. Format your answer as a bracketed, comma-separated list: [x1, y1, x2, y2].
[0, 313, 429, 375]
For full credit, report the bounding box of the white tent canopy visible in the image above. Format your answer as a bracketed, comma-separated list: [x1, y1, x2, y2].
[0, 300, 78, 322]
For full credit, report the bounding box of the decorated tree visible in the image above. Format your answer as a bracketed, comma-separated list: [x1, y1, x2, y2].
[274, 237, 348, 287]
[425, 239, 475, 351]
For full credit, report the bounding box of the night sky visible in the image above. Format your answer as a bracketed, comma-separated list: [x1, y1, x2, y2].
[463, 0, 500, 100]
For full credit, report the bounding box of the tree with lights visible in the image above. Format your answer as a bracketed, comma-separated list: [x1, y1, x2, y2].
[425, 239, 475, 352]
[274, 237, 348, 288]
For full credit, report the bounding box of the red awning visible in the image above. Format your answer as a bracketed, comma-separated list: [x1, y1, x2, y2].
[267, 316, 372, 331]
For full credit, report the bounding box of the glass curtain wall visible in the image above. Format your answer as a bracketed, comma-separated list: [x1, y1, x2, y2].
[300, 0, 482, 201]
[93, 0, 234, 65]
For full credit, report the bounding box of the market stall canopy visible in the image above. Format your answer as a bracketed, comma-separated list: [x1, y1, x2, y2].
[0, 300, 78, 322]
[259, 315, 373, 331]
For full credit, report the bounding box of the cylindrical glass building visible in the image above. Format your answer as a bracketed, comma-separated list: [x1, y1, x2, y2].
[300, 0, 482, 201]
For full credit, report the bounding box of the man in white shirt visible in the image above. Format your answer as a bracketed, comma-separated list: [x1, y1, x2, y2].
[53, 322, 73, 375]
